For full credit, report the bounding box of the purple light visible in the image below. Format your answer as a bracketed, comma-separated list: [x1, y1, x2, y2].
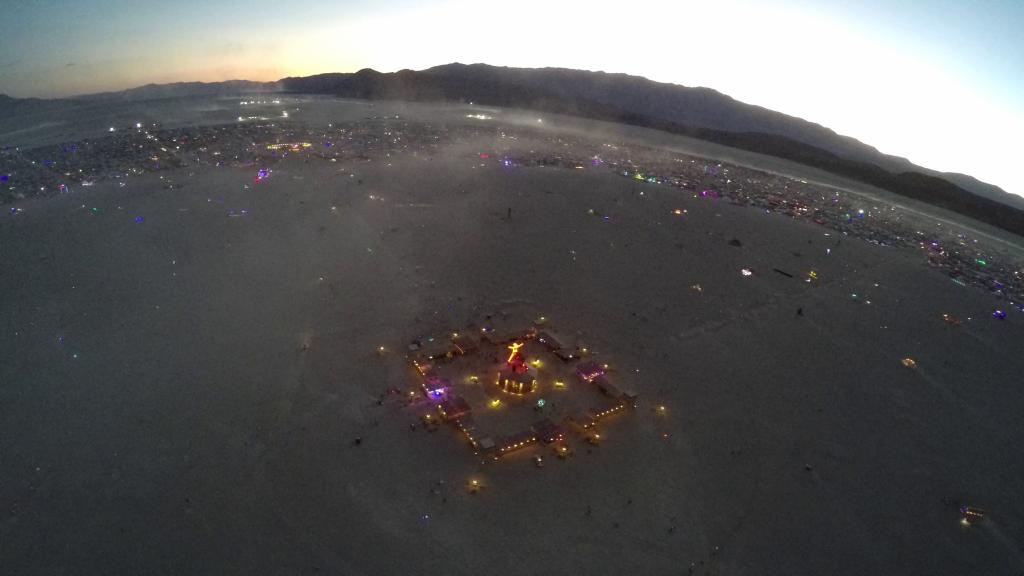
[993, 310, 1007, 319]
[0, 174, 8, 182]
[134, 216, 144, 223]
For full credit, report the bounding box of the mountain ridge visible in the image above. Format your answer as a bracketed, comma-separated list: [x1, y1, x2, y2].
[276, 63, 1023, 213]
[74, 79, 280, 101]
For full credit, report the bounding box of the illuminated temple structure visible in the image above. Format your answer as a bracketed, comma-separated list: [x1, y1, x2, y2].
[495, 342, 538, 395]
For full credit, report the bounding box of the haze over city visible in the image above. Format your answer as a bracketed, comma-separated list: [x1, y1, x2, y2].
[1, 0, 1022, 197]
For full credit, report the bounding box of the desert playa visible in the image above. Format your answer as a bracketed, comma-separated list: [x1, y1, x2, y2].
[2, 100, 1023, 575]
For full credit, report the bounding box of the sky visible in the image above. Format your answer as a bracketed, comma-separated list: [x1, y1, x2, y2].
[1, 0, 1022, 196]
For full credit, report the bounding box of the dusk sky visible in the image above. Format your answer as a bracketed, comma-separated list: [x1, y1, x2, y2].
[1, 0, 1022, 196]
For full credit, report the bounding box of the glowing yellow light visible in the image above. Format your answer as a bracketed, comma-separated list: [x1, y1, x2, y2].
[489, 399, 501, 408]
[469, 375, 479, 382]
[554, 380, 565, 388]
[507, 342, 523, 364]
[452, 332, 459, 338]
[530, 359, 542, 367]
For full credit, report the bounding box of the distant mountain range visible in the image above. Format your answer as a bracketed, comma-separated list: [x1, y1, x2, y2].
[74, 80, 281, 101]
[2, 64, 1022, 234]
[278, 65, 1024, 213]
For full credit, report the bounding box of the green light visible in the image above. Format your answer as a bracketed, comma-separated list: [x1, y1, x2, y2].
[537, 398, 545, 408]
[976, 259, 987, 266]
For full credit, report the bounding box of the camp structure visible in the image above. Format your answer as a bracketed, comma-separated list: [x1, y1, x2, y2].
[592, 375, 623, 399]
[590, 375, 638, 408]
[576, 361, 605, 382]
[553, 348, 580, 362]
[537, 329, 580, 361]
[620, 389, 639, 408]
[587, 399, 627, 421]
[565, 412, 597, 431]
[474, 436, 496, 457]
[416, 338, 457, 363]
[421, 375, 450, 398]
[438, 395, 472, 422]
[532, 418, 566, 444]
[497, 430, 538, 455]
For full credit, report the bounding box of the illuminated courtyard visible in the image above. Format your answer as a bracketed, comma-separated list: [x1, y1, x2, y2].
[405, 319, 636, 460]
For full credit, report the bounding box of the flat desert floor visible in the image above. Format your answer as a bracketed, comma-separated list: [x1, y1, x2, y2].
[2, 104, 1023, 575]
